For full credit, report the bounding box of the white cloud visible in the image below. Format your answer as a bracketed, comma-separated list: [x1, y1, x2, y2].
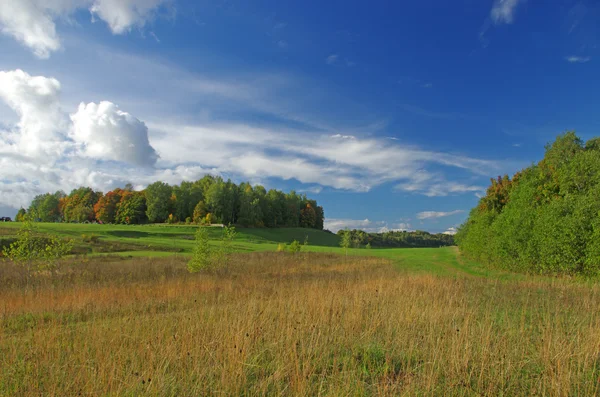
[443, 227, 458, 235]
[90, 0, 167, 34]
[397, 180, 485, 197]
[0, 69, 164, 209]
[490, 0, 523, 25]
[0, 0, 168, 58]
[0, 69, 69, 158]
[416, 210, 465, 220]
[298, 186, 323, 195]
[70, 101, 158, 166]
[565, 56, 591, 63]
[326, 54, 338, 65]
[324, 218, 411, 233]
[0, 66, 500, 212]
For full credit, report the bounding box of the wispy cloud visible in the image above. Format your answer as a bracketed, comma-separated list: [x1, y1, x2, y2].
[416, 210, 465, 220]
[480, 0, 524, 47]
[490, 0, 524, 25]
[298, 186, 323, 195]
[565, 56, 591, 63]
[326, 54, 339, 65]
[0, 44, 502, 209]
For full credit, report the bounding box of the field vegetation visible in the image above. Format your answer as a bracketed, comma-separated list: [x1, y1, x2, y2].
[2, 251, 600, 395]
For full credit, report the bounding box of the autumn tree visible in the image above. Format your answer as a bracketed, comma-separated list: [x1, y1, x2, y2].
[116, 191, 147, 224]
[94, 189, 123, 223]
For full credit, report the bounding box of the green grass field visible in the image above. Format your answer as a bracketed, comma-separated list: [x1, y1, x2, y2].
[0, 222, 511, 278]
[2, 222, 599, 395]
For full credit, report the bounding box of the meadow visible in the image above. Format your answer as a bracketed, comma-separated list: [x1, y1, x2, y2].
[1, 223, 600, 395]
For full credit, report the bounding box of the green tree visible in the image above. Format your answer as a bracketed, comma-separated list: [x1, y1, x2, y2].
[187, 227, 212, 273]
[145, 181, 173, 223]
[15, 208, 27, 222]
[115, 191, 147, 224]
[340, 229, 351, 257]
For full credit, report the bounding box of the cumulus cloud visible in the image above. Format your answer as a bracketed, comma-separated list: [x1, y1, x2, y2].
[70, 101, 158, 166]
[0, 69, 69, 158]
[490, 0, 523, 25]
[416, 210, 465, 220]
[0, 0, 168, 58]
[324, 218, 411, 233]
[0, 69, 162, 209]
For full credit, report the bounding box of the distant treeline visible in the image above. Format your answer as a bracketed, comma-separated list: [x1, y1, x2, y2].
[18, 175, 325, 229]
[337, 229, 454, 248]
[456, 132, 600, 275]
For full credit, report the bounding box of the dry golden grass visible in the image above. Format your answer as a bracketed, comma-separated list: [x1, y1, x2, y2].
[1, 253, 600, 396]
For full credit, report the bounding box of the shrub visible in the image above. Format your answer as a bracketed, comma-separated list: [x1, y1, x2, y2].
[3, 218, 73, 283]
[288, 240, 302, 254]
[187, 227, 212, 273]
[81, 234, 99, 243]
[276, 243, 287, 252]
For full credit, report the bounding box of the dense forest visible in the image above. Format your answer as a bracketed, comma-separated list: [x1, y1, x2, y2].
[18, 175, 325, 229]
[337, 229, 454, 248]
[456, 132, 600, 275]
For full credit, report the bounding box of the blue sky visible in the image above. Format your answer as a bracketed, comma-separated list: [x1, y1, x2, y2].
[0, 0, 598, 233]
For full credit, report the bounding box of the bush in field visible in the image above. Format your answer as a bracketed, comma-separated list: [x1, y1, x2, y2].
[3, 217, 73, 283]
[81, 234, 99, 243]
[187, 225, 237, 273]
[276, 243, 287, 252]
[340, 229, 351, 256]
[187, 227, 212, 273]
[288, 240, 302, 254]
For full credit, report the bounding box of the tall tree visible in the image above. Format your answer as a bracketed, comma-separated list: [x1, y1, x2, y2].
[145, 181, 173, 223]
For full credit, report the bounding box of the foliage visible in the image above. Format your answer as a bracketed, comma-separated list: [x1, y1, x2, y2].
[187, 227, 212, 273]
[62, 187, 102, 223]
[29, 191, 64, 222]
[25, 176, 324, 230]
[115, 191, 147, 225]
[187, 225, 237, 272]
[457, 132, 600, 275]
[288, 239, 302, 254]
[15, 208, 27, 222]
[340, 229, 352, 256]
[93, 189, 122, 224]
[2, 217, 73, 281]
[276, 243, 287, 252]
[336, 228, 454, 248]
[145, 182, 173, 223]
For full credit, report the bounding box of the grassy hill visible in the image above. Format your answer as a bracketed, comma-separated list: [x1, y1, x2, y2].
[0, 222, 340, 255]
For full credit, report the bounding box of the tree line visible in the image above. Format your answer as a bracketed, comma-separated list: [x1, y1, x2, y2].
[336, 229, 454, 248]
[456, 132, 600, 276]
[18, 175, 325, 229]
